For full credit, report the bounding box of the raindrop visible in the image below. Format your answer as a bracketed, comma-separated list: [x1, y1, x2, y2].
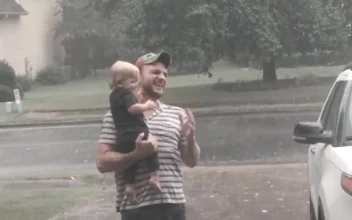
[262, 210, 268, 213]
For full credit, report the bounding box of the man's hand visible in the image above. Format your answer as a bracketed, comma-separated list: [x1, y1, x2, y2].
[179, 108, 200, 168]
[134, 132, 158, 159]
[179, 108, 196, 142]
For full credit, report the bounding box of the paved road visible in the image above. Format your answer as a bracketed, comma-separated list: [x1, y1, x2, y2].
[53, 164, 309, 220]
[0, 111, 318, 168]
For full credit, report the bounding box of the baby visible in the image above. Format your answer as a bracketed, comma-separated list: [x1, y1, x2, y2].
[108, 60, 161, 203]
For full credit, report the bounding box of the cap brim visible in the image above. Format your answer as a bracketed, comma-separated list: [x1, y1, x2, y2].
[145, 51, 171, 68]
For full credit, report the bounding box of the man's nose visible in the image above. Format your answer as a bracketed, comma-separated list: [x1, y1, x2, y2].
[157, 73, 166, 81]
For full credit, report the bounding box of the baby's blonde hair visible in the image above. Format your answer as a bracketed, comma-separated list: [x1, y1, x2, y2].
[108, 60, 140, 90]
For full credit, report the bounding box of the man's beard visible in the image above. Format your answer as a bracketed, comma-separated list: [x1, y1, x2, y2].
[143, 84, 163, 99]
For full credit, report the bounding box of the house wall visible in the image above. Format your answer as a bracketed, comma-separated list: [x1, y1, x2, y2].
[0, 0, 64, 77]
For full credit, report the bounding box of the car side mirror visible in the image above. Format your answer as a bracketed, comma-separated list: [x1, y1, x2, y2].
[293, 121, 333, 145]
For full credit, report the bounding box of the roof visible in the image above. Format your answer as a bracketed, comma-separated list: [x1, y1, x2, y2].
[343, 63, 352, 72]
[336, 69, 352, 82]
[0, 0, 28, 15]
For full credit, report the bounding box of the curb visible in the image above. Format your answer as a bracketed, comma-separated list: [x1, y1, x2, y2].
[0, 119, 102, 129]
[0, 103, 322, 129]
[23, 101, 322, 114]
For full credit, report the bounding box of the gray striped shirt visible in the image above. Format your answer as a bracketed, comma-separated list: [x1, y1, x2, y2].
[98, 101, 187, 211]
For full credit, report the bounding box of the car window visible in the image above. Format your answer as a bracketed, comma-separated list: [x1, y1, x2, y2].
[344, 87, 352, 138]
[322, 81, 347, 132]
[320, 84, 338, 126]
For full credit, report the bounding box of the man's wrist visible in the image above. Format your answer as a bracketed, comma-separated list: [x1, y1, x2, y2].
[186, 136, 196, 146]
[130, 149, 143, 161]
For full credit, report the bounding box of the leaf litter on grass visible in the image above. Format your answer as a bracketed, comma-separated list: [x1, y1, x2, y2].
[0, 175, 102, 220]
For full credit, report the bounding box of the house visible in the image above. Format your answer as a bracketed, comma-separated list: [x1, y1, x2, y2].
[0, 0, 65, 77]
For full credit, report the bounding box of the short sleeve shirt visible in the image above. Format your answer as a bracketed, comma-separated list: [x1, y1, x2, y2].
[99, 101, 187, 211]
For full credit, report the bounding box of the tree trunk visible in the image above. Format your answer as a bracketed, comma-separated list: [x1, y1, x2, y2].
[262, 56, 277, 81]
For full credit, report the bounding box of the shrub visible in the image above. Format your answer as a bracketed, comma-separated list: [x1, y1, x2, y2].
[35, 66, 68, 85]
[277, 50, 352, 68]
[0, 85, 14, 102]
[0, 60, 16, 87]
[16, 75, 33, 92]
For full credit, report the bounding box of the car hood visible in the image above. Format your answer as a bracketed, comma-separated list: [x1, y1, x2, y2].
[331, 146, 352, 175]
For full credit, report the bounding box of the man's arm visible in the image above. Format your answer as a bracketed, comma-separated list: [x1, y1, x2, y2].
[96, 143, 141, 173]
[178, 109, 200, 168]
[179, 139, 200, 168]
[96, 111, 158, 173]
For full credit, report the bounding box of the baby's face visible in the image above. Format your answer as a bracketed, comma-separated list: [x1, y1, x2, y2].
[121, 76, 139, 92]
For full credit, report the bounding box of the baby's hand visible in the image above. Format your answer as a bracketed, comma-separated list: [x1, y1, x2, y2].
[135, 89, 143, 101]
[145, 100, 156, 110]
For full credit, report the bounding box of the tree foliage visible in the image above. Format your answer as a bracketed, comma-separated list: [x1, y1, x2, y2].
[127, 0, 223, 73]
[55, 0, 143, 77]
[56, 0, 350, 80]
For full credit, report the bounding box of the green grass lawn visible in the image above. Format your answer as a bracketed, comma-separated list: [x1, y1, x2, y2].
[0, 63, 344, 123]
[0, 187, 99, 220]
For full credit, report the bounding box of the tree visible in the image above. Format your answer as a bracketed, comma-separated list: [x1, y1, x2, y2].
[222, 0, 281, 81]
[127, 0, 224, 75]
[223, 0, 348, 81]
[77, 0, 349, 81]
[55, 0, 143, 77]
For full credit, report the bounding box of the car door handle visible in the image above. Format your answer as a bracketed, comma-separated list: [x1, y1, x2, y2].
[310, 146, 316, 155]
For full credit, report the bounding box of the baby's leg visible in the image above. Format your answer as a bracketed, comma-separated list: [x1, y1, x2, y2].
[118, 138, 139, 203]
[123, 165, 138, 203]
[146, 153, 161, 193]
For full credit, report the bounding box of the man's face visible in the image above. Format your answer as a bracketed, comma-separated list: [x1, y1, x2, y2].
[139, 62, 168, 99]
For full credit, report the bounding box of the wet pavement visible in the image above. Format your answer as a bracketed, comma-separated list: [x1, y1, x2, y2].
[0, 111, 318, 168]
[184, 164, 308, 220]
[56, 164, 309, 220]
[0, 111, 314, 220]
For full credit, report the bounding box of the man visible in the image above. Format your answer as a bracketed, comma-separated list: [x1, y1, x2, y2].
[96, 51, 201, 220]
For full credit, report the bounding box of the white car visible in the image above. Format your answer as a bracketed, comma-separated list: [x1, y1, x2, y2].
[293, 67, 352, 220]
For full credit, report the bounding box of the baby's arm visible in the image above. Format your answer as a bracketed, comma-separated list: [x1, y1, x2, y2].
[128, 100, 155, 114]
[121, 91, 155, 115]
